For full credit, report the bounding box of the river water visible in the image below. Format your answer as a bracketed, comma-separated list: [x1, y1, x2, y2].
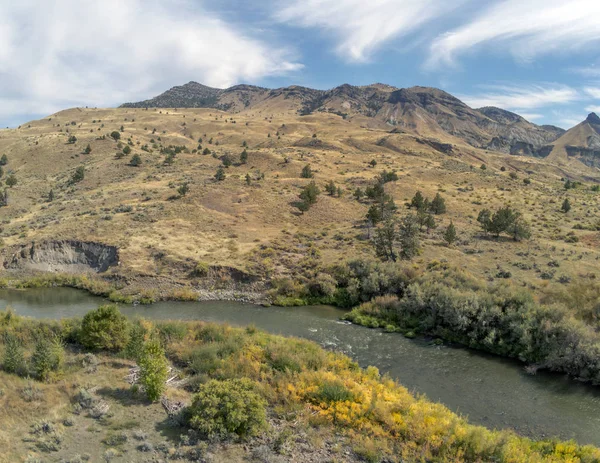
[2, 287, 600, 446]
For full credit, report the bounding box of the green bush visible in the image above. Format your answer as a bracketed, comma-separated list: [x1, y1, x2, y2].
[313, 380, 353, 403]
[79, 305, 130, 351]
[187, 378, 267, 439]
[138, 340, 169, 402]
[31, 335, 64, 381]
[2, 332, 25, 374]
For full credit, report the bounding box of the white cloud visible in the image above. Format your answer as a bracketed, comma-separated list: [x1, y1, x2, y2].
[584, 87, 600, 99]
[0, 0, 301, 125]
[571, 66, 600, 78]
[274, 0, 468, 62]
[428, 0, 600, 68]
[586, 105, 600, 114]
[459, 84, 581, 110]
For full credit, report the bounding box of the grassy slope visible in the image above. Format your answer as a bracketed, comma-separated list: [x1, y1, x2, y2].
[1, 107, 599, 297]
[1, 310, 600, 463]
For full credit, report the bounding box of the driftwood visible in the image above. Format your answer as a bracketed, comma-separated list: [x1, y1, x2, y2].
[161, 397, 187, 426]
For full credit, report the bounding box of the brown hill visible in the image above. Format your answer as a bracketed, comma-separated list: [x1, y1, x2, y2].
[122, 82, 564, 157]
[548, 113, 600, 167]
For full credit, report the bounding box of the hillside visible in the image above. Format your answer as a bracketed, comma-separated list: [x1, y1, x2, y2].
[548, 112, 600, 167]
[122, 82, 564, 156]
[1, 103, 599, 303]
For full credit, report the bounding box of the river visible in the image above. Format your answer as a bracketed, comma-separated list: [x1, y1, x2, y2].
[2, 287, 600, 446]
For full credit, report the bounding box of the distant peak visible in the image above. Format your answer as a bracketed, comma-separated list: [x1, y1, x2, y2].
[586, 112, 600, 124]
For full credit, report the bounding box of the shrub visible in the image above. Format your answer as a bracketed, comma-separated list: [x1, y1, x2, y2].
[79, 305, 130, 351]
[138, 340, 169, 402]
[31, 335, 64, 381]
[187, 378, 267, 439]
[2, 332, 25, 374]
[313, 380, 353, 403]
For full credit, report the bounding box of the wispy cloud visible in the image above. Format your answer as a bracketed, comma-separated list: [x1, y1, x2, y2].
[517, 113, 544, 121]
[571, 66, 600, 78]
[0, 0, 301, 125]
[586, 105, 600, 113]
[428, 0, 600, 68]
[459, 84, 581, 110]
[273, 0, 468, 62]
[584, 87, 600, 99]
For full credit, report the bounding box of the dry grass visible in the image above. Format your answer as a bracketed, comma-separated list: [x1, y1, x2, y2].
[0, 107, 599, 297]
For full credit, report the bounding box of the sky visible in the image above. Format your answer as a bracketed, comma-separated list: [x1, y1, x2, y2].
[2, 0, 600, 129]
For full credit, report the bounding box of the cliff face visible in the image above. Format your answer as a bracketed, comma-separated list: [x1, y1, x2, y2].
[1, 240, 119, 273]
[121, 82, 564, 157]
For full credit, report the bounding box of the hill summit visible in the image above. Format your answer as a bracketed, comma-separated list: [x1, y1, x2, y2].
[121, 82, 565, 157]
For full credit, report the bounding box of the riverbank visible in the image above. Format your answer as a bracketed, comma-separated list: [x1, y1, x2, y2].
[1, 306, 599, 463]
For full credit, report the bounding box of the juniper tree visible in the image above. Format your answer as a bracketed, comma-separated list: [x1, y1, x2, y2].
[443, 221, 457, 246]
[0, 154, 7, 165]
[177, 182, 189, 197]
[410, 191, 425, 210]
[245, 173, 251, 185]
[130, 154, 141, 166]
[325, 180, 336, 196]
[84, 144, 92, 154]
[2, 332, 24, 374]
[373, 218, 397, 262]
[398, 214, 420, 260]
[561, 198, 571, 213]
[215, 167, 226, 181]
[301, 164, 314, 179]
[298, 181, 320, 212]
[6, 174, 17, 188]
[240, 149, 248, 164]
[430, 193, 446, 214]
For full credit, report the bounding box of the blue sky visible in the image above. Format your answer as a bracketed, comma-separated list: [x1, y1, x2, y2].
[2, 0, 600, 129]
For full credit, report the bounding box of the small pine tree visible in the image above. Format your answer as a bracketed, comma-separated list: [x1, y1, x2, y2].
[337, 186, 343, 197]
[130, 154, 142, 166]
[138, 340, 169, 402]
[370, 159, 377, 167]
[410, 191, 424, 210]
[430, 193, 446, 214]
[298, 181, 320, 212]
[110, 131, 121, 141]
[443, 221, 457, 246]
[68, 135, 77, 144]
[0, 154, 7, 165]
[48, 189, 54, 202]
[222, 155, 232, 168]
[240, 149, 248, 164]
[398, 214, 420, 260]
[245, 173, 251, 185]
[561, 198, 571, 213]
[84, 144, 92, 154]
[203, 148, 211, 155]
[215, 167, 226, 181]
[31, 335, 64, 382]
[123, 145, 132, 155]
[301, 164, 314, 179]
[0, 166, 3, 179]
[353, 188, 364, 201]
[2, 332, 24, 374]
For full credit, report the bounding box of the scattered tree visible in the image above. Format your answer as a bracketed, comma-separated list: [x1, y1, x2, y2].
[67, 135, 77, 144]
[84, 143, 92, 154]
[79, 305, 130, 351]
[561, 198, 571, 213]
[240, 149, 248, 164]
[130, 154, 142, 166]
[297, 181, 320, 212]
[429, 193, 446, 214]
[6, 174, 17, 188]
[177, 182, 189, 197]
[301, 164, 314, 179]
[214, 167, 226, 181]
[110, 131, 121, 141]
[398, 214, 420, 260]
[443, 221, 457, 246]
[325, 180, 336, 196]
[0, 154, 7, 165]
[123, 145, 132, 155]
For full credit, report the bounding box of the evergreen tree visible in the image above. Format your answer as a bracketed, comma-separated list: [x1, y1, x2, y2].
[110, 131, 121, 141]
[298, 181, 320, 212]
[325, 180, 336, 195]
[31, 335, 64, 382]
[477, 209, 492, 235]
[240, 149, 248, 164]
[84, 144, 92, 154]
[222, 155, 232, 168]
[68, 135, 77, 144]
[561, 198, 571, 213]
[424, 213, 437, 233]
[443, 221, 457, 245]
[214, 167, 226, 181]
[2, 332, 24, 374]
[353, 187, 364, 201]
[123, 145, 132, 155]
[336, 186, 343, 197]
[138, 340, 168, 402]
[6, 174, 17, 188]
[373, 218, 397, 262]
[245, 173, 251, 185]
[301, 164, 314, 179]
[366, 204, 382, 225]
[0, 154, 7, 165]
[430, 193, 446, 214]
[48, 189, 54, 202]
[410, 191, 425, 210]
[0, 166, 3, 179]
[398, 214, 420, 260]
[130, 154, 141, 166]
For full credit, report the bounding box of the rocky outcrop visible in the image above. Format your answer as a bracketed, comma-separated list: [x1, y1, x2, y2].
[1, 240, 119, 273]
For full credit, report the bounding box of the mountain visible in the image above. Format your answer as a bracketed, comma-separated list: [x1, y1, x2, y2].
[121, 82, 564, 157]
[547, 113, 600, 166]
